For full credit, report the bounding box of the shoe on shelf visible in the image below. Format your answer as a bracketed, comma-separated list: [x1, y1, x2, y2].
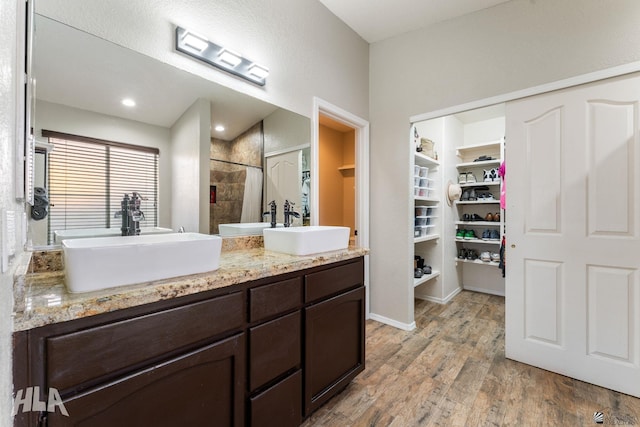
[481, 229, 490, 240]
[480, 251, 491, 262]
[464, 229, 477, 240]
[461, 190, 470, 201]
[473, 155, 494, 162]
[471, 213, 484, 221]
[466, 249, 478, 260]
[489, 229, 500, 240]
[485, 213, 494, 222]
[493, 212, 501, 222]
[492, 168, 500, 182]
[466, 172, 477, 184]
[456, 229, 466, 239]
[423, 265, 432, 275]
[468, 189, 477, 201]
[458, 248, 467, 259]
[482, 193, 496, 201]
[491, 252, 501, 262]
[458, 172, 467, 184]
[483, 169, 496, 182]
[462, 213, 471, 222]
[414, 268, 424, 278]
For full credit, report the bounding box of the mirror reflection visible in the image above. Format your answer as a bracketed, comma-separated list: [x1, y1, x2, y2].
[30, 14, 311, 247]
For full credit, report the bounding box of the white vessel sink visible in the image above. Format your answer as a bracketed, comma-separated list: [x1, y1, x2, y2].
[54, 227, 173, 244]
[62, 233, 222, 293]
[263, 226, 350, 255]
[218, 222, 283, 237]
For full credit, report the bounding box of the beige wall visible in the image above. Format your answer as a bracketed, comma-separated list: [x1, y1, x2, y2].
[369, 0, 640, 326]
[319, 125, 355, 234]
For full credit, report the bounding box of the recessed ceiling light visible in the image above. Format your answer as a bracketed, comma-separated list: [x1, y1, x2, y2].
[214, 125, 225, 132]
[122, 98, 136, 107]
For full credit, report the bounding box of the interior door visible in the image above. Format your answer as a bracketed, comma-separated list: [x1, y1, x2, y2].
[506, 72, 640, 397]
[265, 150, 302, 224]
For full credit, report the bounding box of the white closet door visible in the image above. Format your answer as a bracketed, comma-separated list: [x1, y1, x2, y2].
[506, 72, 640, 397]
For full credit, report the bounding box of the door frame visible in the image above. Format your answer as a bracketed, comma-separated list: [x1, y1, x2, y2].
[312, 97, 370, 316]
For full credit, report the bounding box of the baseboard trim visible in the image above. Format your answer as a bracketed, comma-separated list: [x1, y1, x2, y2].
[463, 285, 505, 297]
[368, 313, 416, 331]
[415, 286, 462, 304]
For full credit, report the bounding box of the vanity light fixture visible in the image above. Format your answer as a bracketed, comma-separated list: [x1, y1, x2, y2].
[175, 26, 269, 86]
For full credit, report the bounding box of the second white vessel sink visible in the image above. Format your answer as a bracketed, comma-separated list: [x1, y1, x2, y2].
[62, 233, 222, 293]
[263, 226, 350, 256]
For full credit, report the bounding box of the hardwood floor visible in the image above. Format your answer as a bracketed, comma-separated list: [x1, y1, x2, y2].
[302, 290, 640, 426]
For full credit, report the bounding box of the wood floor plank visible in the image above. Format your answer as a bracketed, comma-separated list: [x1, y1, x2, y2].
[302, 291, 640, 427]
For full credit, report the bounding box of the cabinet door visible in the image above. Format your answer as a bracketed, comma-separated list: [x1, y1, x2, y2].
[47, 334, 245, 427]
[304, 286, 365, 415]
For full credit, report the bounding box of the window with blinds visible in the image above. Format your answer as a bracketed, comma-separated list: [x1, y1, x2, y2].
[44, 130, 159, 244]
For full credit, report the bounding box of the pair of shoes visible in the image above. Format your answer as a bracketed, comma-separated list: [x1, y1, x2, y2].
[483, 168, 500, 182]
[477, 192, 496, 201]
[480, 229, 500, 240]
[474, 155, 494, 162]
[485, 212, 501, 222]
[463, 229, 477, 240]
[462, 213, 484, 222]
[458, 172, 477, 184]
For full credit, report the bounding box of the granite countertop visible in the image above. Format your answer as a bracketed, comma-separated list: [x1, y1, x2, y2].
[13, 244, 368, 332]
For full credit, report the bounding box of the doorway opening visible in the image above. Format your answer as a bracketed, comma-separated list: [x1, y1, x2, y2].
[312, 97, 370, 313]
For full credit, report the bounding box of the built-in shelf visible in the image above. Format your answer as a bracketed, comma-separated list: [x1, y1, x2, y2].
[414, 234, 439, 243]
[414, 270, 441, 287]
[456, 159, 501, 169]
[456, 140, 502, 153]
[455, 238, 501, 245]
[455, 258, 500, 267]
[459, 181, 500, 188]
[338, 164, 355, 171]
[455, 200, 500, 205]
[414, 151, 439, 167]
[455, 221, 500, 226]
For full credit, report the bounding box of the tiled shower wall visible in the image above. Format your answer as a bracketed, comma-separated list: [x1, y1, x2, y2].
[209, 122, 263, 234]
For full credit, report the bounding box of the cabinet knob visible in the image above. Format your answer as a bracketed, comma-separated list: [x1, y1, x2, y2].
[511, 244, 516, 248]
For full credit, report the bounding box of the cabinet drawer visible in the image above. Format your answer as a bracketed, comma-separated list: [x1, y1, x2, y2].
[249, 311, 301, 391]
[250, 370, 302, 427]
[304, 258, 363, 303]
[47, 291, 244, 392]
[249, 277, 302, 323]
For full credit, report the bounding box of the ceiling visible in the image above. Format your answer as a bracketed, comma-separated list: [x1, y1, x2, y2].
[318, 0, 513, 43]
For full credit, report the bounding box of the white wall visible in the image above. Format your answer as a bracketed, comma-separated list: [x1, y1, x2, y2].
[35, 0, 369, 121]
[33, 100, 173, 243]
[369, 0, 640, 325]
[170, 98, 211, 233]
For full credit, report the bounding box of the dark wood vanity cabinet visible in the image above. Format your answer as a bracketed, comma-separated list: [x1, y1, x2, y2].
[13, 256, 365, 427]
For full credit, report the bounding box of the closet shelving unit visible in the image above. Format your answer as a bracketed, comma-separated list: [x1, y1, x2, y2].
[413, 151, 440, 287]
[454, 139, 504, 268]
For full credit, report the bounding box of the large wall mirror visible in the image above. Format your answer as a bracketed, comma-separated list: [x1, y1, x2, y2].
[30, 14, 311, 248]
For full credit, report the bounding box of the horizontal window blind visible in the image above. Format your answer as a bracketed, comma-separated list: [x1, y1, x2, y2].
[45, 131, 158, 244]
